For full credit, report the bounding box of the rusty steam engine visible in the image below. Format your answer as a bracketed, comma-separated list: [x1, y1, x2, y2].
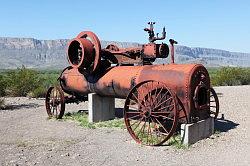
[45, 22, 219, 145]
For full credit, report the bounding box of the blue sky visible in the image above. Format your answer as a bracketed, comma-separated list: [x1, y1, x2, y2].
[0, 0, 250, 53]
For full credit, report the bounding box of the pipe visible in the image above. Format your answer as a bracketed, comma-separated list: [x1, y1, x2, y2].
[169, 39, 178, 64]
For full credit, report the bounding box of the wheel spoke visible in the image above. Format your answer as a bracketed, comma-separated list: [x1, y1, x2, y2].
[146, 121, 150, 145]
[147, 120, 155, 145]
[153, 117, 169, 135]
[52, 105, 55, 115]
[153, 87, 164, 105]
[126, 111, 140, 114]
[131, 91, 145, 109]
[128, 117, 143, 129]
[127, 114, 140, 120]
[154, 97, 173, 110]
[155, 103, 174, 112]
[154, 92, 171, 109]
[151, 114, 174, 121]
[141, 121, 147, 141]
[146, 82, 153, 107]
[55, 106, 58, 117]
[127, 104, 139, 109]
[150, 117, 169, 140]
[149, 117, 161, 143]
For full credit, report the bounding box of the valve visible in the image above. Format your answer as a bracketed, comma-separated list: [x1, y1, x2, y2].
[144, 22, 166, 43]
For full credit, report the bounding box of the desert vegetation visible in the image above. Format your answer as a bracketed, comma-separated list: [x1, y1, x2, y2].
[0, 66, 59, 108]
[64, 112, 125, 129]
[209, 67, 250, 86]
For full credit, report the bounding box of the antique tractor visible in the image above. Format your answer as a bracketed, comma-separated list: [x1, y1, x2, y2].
[45, 22, 219, 146]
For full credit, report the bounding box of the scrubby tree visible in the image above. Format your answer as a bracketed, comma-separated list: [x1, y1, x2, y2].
[212, 67, 250, 86]
[5, 66, 42, 96]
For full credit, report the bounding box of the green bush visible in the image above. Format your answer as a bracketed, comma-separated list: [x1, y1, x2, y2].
[5, 66, 41, 96]
[0, 74, 7, 109]
[27, 86, 47, 98]
[211, 67, 250, 86]
[0, 74, 7, 97]
[3, 66, 58, 98]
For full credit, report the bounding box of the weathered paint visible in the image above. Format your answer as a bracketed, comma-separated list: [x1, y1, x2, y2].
[60, 63, 210, 122]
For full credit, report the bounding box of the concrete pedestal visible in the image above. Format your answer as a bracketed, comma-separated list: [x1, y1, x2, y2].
[88, 93, 115, 123]
[181, 117, 214, 145]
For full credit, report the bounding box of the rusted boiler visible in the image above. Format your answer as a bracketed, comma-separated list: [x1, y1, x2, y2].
[46, 22, 219, 145]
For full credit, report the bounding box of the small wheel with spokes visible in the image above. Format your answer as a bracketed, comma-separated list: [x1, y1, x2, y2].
[209, 88, 219, 119]
[124, 80, 178, 146]
[45, 86, 65, 119]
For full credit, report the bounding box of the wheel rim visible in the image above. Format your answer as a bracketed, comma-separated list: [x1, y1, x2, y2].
[209, 88, 219, 119]
[45, 87, 65, 119]
[76, 31, 101, 73]
[124, 80, 178, 146]
[176, 97, 188, 123]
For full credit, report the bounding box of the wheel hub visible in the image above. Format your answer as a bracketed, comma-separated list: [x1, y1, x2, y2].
[144, 110, 151, 118]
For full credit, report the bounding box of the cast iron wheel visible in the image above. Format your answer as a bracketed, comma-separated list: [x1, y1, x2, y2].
[209, 87, 219, 119]
[45, 86, 65, 119]
[124, 80, 178, 146]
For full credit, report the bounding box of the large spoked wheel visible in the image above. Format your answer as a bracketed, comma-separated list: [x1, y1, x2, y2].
[124, 80, 178, 146]
[45, 86, 65, 119]
[209, 88, 219, 119]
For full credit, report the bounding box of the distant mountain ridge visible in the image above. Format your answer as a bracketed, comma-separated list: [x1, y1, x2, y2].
[0, 37, 249, 69]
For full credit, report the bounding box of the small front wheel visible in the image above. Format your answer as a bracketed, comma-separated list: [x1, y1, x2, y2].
[209, 88, 219, 119]
[45, 86, 65, 119]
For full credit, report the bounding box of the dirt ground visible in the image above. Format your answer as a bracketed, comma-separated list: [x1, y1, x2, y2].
[0, 85, 250, 166]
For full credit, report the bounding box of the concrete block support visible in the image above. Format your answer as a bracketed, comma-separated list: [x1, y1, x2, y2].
[88, 93, 115, 123]
[181, 117, 214, 145]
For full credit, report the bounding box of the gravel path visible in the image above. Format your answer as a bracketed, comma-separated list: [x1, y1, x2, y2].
[0, 85, 249, 166]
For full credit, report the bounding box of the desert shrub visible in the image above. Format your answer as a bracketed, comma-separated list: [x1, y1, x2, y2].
[211, 67, 250, 86]
[30, 72, 59, 98]
[0, 74, 7, 109]
[38, 72, 59, 89]
[0, 74, 7, 97]
[0, 67, 59, 98]
[27, 85, 47, 98]
[5, 66, 44, 97]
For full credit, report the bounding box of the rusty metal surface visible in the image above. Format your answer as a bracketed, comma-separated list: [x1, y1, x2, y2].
[46, 22, 219, 145]
[67, 31, 101, 73]
[60, 63, 210, 121]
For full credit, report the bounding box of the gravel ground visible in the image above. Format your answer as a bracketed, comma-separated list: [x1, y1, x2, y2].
[0, 85, 249, 166]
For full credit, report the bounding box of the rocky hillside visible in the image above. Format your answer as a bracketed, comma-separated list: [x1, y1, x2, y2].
[0, 37, 249, 69]
[174, 46, 250, 67]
